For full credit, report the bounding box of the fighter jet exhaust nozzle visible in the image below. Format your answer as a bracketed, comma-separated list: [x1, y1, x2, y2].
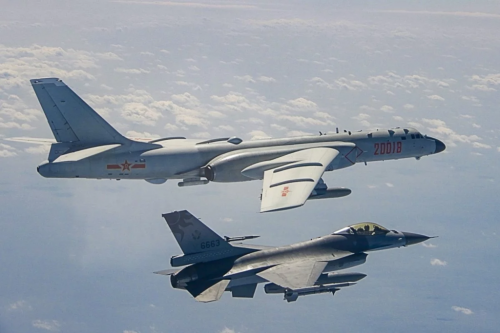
[402, 232, 431, 246]
[170, 268, 198, 288]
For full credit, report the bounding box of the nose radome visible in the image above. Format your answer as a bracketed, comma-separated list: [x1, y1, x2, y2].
[402, 232, 431, 246]
[434, 139, 446, 153]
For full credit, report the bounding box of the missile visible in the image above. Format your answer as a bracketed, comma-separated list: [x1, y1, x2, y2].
[264, 272, 366, 295]
[282, 283, 356, 302]
[224, 235, 260, 242]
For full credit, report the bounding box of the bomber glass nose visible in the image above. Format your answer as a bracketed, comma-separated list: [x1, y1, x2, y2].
[402, 232, 431, 246]
[434, 139, 446, 153]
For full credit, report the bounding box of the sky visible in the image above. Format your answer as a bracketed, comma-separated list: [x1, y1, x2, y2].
[1, 0, 499, 332]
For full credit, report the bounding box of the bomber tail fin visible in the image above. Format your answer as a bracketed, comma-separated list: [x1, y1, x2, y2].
[162, 210, 232, 255]
[30, 78, 129, 145]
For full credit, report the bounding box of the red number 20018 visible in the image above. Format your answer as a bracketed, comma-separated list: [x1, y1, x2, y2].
[374, 142, 402, 155]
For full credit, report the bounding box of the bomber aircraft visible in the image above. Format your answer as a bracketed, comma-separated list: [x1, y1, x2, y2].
[10, 78, 445, 212]
[156, 210, 432, 302]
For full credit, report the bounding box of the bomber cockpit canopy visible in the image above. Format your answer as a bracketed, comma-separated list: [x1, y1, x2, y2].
[334, 222, 389, 236]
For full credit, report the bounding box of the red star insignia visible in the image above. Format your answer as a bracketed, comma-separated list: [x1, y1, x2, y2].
[121, 160, 132, 171]
[281, 186, 291, 197]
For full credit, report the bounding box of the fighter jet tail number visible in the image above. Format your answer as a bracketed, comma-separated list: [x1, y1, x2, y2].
[201, 240, 221, 249]
[374, 142, 402, 155]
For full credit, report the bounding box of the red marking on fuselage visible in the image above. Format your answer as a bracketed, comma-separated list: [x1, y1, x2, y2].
[131, 163, 146, 169]
[121, 160, 132, 171]
[106, 164, 121, 170]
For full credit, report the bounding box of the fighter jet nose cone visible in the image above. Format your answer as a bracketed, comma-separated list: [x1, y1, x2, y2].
[402, 232, 430, 246]
[434, 139, 446, 153]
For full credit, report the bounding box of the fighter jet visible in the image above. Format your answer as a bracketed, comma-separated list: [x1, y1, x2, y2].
[10, 78, 445, 212]
[156, 210, 432, 302]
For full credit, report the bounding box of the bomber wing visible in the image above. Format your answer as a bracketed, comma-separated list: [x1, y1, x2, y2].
[257, 260, 328, 290]
[258, 147, 341, 212]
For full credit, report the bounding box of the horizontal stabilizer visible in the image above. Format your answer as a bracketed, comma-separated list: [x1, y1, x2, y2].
[187, 280, 230, 303]
[5, 137, 56, 145]
[153, 269, 179, 276]
[53, 144, 121, 162]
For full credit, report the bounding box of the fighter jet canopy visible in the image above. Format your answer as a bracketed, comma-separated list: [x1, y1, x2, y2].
[334, 222, 389, 236]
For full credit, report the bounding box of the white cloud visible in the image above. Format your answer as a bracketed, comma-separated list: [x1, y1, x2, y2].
[430, 258, 447, 266]
[32, 320, 60, 331]
[472, 142, 491, 149]
[427, 94, 445, 101]
[0, 121, 34, 130]
[152, 101, 208, 128]
[125, 130, 159, 139]
[7, 300, 31, 311]
[0, 149, 17, 157]
[234, 75, 255, 83]
[380, 105, 394, 113]
[452, 306, 473, 315]
[403, 104, 414, 109]
[422, 243, 437, 248]
[278, 115, 331, 127]
[215, 125, 235, 132]
[24, 145, 50, 155]
[121, 102, 163, 126]
[248, 130, 271, 140]
[221, 217, 233, 222]
[422, 118, 482, 147]
[287, 130, 313, 137]
[220, 328, 236, 333]
[171, 92, 200, 107]
[258, 76, 276, 82]
[207, 111, 226, 118]
[193, 132, 211, 139]
[385, 183, 394, 187]
[114, 68, 150, 74]
[468, 84, 495, 92]
[271, 124, 287, 131]
[287, 97, 317, 110]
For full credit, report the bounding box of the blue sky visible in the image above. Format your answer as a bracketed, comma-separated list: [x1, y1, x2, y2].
[1, 1, 499, 332]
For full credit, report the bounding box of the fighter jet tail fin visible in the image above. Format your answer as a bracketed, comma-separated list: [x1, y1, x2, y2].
[30, 78, 130, 145]
[162, 210, 232, 255]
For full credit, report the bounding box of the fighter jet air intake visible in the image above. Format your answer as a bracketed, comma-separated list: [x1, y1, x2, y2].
[156, 210, 432, 303]
[9, 78, 446, 212]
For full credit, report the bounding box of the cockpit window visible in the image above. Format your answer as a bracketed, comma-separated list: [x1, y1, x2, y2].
[333, 222, 389, 236]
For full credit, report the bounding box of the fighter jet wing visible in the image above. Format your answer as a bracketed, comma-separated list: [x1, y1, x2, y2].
[260, 147, 340, 212]
[257, 261, 328, 290]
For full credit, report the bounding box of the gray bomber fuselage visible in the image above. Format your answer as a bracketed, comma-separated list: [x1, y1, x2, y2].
[37, 127, 443, 182]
